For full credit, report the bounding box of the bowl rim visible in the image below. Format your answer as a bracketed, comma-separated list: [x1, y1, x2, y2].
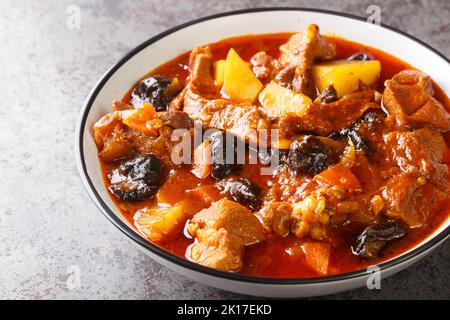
[75, 7, 450, 285]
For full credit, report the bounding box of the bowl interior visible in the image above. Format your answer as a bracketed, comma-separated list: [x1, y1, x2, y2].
[78, 9, 450, 277]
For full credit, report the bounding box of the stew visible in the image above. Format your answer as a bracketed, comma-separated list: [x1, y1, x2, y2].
[93, 25, 450, 278]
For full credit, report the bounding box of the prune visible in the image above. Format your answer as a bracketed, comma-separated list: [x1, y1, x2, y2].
[319, 85, 338, 104]
[329, 109, 386, 156]
[287, 136, 331, 176]
[131, 75, 181, 111]
[222, 178, 262, 211]
[348, 130, 373, 155]
[347, 51, 374, 61]
[351, 222, 405, 259]
[207, 131, 242, 180]
[108, 155, 164, 202]
[360, 108, 386, 128]
[254, 146, 288, 167]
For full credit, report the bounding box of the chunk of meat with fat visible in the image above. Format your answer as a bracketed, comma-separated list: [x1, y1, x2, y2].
[93, 107, 188, 165]
[189, 227, 244, 272]
[188, 198, 265, 272]
[250, 51, 281, 84]
[182, 46, 264, 141]
[383, 70, 450, 131]
[278, 89, 379, 136]
[256, 202, 293, 237]
[190, 198, 265, 245]
[280, 24, 336, 68]
[381, 172, 449, 228]
[279, 24, 336, 97]
[93, 111, 133, 162]
[384, 128, 448, 183]
[158, 110, 193, 129]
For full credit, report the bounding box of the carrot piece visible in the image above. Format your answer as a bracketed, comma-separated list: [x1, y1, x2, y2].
[122, 102, 158, 135]
[314, 164, 361, 191]
[302, 243, 331, 275]
[191, 140, 212, 179]
[188, 185, 222, 205]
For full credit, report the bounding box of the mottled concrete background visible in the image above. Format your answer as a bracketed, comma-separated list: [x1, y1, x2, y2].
[0, 0, 449, 300]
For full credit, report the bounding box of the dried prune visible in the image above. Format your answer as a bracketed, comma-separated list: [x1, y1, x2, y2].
[329, 109, 386, 156]
[319, 85, 338, 104]
[207, 131, 242, 180]
[222, 178, 262, 211]
[360, 108, 386, 129]
[348, 129, 373, 155]
[351, 222, 405, 259]
[108, 155, 164, 202]
[287, 136, 331, 176]
[131, 75, 181, 111]
[347, 51, 374, 61]
[254, 146, 288, 167]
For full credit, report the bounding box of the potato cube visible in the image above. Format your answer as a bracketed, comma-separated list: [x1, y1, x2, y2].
[214, 60, 226, 87]
[312, 60, 381, 97]
[258, 81, 312, 118]
[134, 206, 185, 241]
[223, 49, 263, 103]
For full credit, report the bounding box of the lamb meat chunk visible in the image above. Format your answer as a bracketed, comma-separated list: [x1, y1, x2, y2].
[279, 24, 336, 98]
[186, 46, 218, 97]
[93, 109, 183, 167]
[99, 131, 133, 162]
[292, 69, 317, 99]
[352, 222, 405, 259]
[182, 46, 264, 142]
[383, 70, 450, 131]
[381, 173, 426, 228]
[112, 100, 133, 111]
[256, 202, 293, 237]
[159, 110, 193, 129]
[205, 100, 262, 143]
[316, 90, 379, 131]
[331, 108, 387, 156]
[384, 128, 448, 183]
[382, 173, 450, 229]
[93, 112, 134, 162]
[277, 104, 332, 138]
[278, 89, 378, 137]
[250, 51, 281, 84]
[190, 198, 266, 246]
[274, 66, 296, 90]
[93, 112, 121, 149]
[280, 24, 336, 70]
[189, 227, 244, 272]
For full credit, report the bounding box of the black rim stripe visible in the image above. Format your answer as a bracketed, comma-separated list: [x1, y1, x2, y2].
[75, 7, 450, 285]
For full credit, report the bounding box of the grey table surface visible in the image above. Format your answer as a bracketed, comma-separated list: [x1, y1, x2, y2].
[0, 0, 449, 300]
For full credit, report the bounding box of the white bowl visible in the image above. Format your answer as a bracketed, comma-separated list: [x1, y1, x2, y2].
[75, 8, 450, 298]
